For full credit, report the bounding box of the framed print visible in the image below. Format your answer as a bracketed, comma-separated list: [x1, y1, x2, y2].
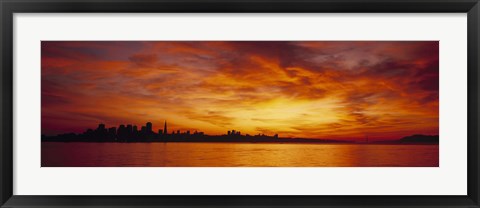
[1, 0, 479, 207]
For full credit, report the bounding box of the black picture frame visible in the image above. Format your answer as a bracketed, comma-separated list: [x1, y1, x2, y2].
[1, 0, 479, 207]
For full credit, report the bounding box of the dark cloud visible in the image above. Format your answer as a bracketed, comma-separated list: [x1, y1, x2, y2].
[129, 53, 157, 67]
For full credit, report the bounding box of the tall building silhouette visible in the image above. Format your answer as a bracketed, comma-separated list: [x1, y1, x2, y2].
[146, 122, 152, 133]
[126, 124, 133, 134]
[164, 120, 167, 135]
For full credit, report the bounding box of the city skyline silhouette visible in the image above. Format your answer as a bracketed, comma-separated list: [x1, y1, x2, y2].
[42, 120, 439, 144]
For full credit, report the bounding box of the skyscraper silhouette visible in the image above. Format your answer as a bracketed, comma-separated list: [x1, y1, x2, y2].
[146, 122, 152, 133]
[164, 120, 168, 135]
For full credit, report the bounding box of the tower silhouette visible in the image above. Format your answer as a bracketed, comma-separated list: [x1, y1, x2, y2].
[164, 120, 168, 135]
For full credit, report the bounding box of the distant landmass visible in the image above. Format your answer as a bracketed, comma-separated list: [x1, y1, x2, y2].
[399, 134, 439, 143]
[370, 134, 439, 144]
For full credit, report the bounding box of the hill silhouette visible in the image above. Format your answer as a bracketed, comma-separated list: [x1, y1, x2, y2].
[399, 134, 439, 143]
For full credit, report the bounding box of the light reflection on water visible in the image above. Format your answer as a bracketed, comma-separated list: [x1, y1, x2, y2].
[41, 142, 439, 167]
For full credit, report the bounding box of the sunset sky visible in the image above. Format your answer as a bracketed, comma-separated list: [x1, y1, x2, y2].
[41, 41, 439, 141]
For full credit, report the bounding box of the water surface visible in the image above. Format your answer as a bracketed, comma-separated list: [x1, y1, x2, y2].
[41, 142, 439, 167]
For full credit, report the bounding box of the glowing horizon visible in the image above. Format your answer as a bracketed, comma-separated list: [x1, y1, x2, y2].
[41, 41, 439, 140]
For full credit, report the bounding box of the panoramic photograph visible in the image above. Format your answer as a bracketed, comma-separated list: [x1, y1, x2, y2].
[41, 41, 439, 167]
